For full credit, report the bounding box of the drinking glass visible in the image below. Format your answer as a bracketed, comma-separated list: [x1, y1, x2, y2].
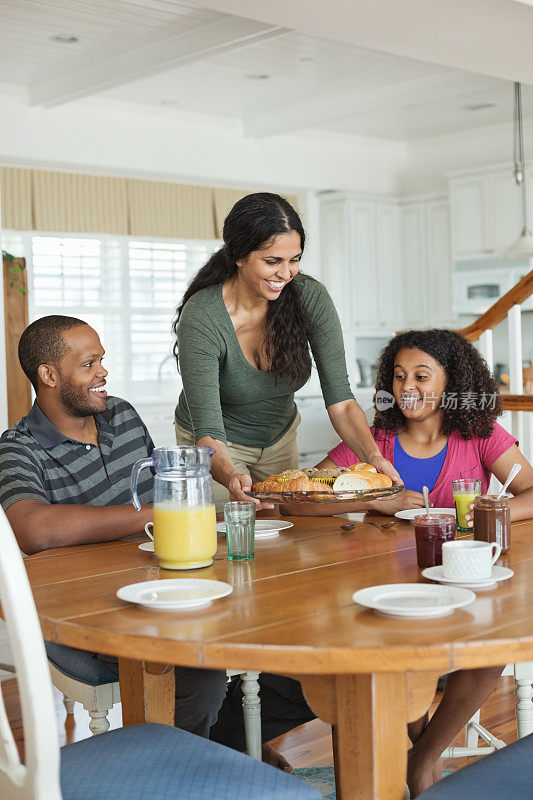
[224, 502, 255, 561]
[452, 478, 481, 532]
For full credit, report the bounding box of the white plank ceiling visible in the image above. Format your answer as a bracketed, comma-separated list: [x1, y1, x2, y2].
[1, 0, 532, 141]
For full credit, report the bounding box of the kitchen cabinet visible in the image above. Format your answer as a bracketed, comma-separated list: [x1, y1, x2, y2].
[319, 193, 402, 333]
[401, 202, 429, 326]
[320, 199, 351, 329]
[427, 198, 454, 324]
[401, 197, 454, 328]
[449, 168, 524, 260]
[375, 203, 402, 329]
[295, 389, 376, 466]
[296, 395, 340, 466]
[351, 201, 379, 327]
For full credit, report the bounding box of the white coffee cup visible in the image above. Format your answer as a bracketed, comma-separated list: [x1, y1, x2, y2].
[144, 522, 154, 541]
[442, 540, 501, 581]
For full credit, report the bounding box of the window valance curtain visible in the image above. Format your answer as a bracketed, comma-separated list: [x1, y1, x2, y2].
[1, 166, 297, 240]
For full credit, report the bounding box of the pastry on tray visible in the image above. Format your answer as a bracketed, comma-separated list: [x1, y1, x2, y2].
[251, 463, 393, 493]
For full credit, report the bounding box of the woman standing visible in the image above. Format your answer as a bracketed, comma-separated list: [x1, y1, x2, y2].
[173, 192, 399, 508]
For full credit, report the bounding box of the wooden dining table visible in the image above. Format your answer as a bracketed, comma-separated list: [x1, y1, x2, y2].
[25, 513, 533, 800]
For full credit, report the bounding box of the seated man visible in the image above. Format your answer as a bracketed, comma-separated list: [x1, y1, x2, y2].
[0, 314, 227, 738]
[2, 314, 308, 768]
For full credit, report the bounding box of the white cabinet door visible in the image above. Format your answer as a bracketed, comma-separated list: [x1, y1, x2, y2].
[320, 201, 351, 329]
[489, 171, 522, 254]
[450, 176, 488, 259]
[401, 203, 428, 328]
[375, 203, 402, 329]
[296, 397, 338, 465]
[351, 201, 378, 328]
[426, 200, 454, 325]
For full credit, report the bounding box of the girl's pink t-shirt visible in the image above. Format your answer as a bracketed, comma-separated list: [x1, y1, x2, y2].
[328, 423, 518, 508]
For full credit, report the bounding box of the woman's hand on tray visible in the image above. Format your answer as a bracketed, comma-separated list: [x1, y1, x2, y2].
[366, 454, 402, 486]
[228, 472, 275, 510]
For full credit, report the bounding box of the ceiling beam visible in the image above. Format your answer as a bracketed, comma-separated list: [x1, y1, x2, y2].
[189, 0, 533, 87]
[243, 72, 506, 138]
[30, 15, 289, 108]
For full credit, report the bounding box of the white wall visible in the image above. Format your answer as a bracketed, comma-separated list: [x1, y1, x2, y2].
[0, 87, 407, 196]
[402, 119, 533, 195]
[4, 85, 529, 212]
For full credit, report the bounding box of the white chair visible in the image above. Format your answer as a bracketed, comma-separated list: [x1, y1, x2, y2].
[0, 636, 121, 735]
[51, 666, 121, 734]
[0, 506, 319, 800]
[56, 663, 261, 754]
[226, 669, 262, 759]
[442, 662, 533, 759]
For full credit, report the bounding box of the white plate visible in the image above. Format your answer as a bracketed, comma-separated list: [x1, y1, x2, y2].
[216, 519, 294, 539]
[117, 579, 233, 611]
[395, 508, 456, 522]
[422, 565, 514, 589]
[352, 583, 475, 618]
[139, 541, 154, 552]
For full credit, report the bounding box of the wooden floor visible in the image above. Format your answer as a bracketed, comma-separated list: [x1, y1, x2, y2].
[2, 674, 519, 774]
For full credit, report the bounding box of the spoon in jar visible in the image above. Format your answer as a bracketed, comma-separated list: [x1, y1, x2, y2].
[423, 485, 430, 516]
[496, 463, 521, 500]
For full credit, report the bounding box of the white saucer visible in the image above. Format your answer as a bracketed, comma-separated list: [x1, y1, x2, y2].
[422, 565, 514, 589]
[395, 508, 455, 522]
[352, 583, 475, 618]
[216, 519, 294, 539]
[139, 541, 154, 552]
[117, 579, 233, 611]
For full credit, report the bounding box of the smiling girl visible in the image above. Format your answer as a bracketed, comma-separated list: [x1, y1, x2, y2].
[172, 193, 399, 509]
[321, 328, 533, 521]
[314, 328, 533, 796]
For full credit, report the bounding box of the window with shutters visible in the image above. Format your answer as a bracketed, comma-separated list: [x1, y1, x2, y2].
[1, 231, 220, 403]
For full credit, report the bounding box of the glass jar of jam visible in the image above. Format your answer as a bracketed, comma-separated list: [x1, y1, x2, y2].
[414, 514, 456, 569]
[473, 495, 511, 553]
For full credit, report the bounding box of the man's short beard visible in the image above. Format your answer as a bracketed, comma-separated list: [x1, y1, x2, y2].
[58, 370, 101, 418]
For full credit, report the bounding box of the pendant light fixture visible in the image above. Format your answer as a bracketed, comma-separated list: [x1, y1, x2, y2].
[503, 82, 533, 257]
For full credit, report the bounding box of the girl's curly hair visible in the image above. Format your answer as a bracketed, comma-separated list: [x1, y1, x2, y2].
[373, 329, 502, 440]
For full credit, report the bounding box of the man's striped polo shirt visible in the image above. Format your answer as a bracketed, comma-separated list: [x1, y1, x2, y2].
[0, 396, 154, 511]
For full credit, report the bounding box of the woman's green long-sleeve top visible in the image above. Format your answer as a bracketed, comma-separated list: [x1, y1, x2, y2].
[175, 273, 354, 449]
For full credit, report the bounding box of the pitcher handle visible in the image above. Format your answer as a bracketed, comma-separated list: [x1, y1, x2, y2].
[130, 456, 153, 511]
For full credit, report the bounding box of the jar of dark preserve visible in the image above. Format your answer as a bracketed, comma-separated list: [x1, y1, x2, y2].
[473, 494, 511, 553]
[414, 514, 456, 569]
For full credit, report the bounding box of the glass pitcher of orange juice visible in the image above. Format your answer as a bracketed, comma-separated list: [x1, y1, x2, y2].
[130, 446, 217, 570]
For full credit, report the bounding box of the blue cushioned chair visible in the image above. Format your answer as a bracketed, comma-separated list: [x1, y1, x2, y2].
[45, 643, 118, 686]
[419, 732, 533, 800]
[0, 507, 319, 800]
[44, 641, 121, 734]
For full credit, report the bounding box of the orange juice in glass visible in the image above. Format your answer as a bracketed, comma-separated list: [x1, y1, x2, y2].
[152, 502, 216, 570]
[452, 478, 481, 532]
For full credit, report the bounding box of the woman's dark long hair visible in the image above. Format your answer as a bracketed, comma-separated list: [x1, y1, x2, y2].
[373, 329, 502, 440]
[173, 192, 312, 383]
